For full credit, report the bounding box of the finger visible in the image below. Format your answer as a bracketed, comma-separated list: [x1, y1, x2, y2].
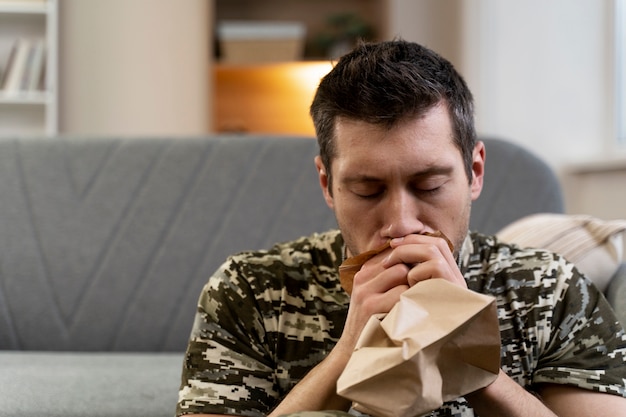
[390, 232, 454, 253]
[372, 284, 410, 313]
[352, 280, 410, 315]
[384, 239, 466, 288]
[353, 262, 410, 294]
[390, 233, 454, 257]
[382, 242, 442, 268]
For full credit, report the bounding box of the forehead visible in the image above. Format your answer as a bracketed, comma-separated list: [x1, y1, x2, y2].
[332, 105, 458, 167]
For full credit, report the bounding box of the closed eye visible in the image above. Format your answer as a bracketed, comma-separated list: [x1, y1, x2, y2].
[349, 184, 385, 199]
[355, 190, 383, 199]
[413, 176, 447, 196]
[418, 186, 442, 195]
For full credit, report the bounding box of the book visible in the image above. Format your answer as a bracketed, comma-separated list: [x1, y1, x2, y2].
[20, 40, 37, 90]
[24, 38, 45, 91]
[0, 40, 18, 90]
[2, 38, 31, 93]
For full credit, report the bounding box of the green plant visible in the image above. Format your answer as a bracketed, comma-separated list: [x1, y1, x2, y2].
[313, 12, 374, 58]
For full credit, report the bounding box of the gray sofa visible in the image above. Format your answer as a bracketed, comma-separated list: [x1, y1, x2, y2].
[0, 134, 622, 417]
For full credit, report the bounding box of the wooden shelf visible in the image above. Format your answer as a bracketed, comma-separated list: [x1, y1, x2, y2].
[0, 90, 50, 104]
[213, 61, 333, 135]
[0, 1, 48, 14]
[212, 0, 390, 134]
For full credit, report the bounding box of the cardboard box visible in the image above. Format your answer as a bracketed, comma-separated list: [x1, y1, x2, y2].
[217, 21, 306, 64]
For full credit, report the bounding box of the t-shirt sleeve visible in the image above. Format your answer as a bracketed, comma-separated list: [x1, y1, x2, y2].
[532, 258, 626, 396]
[177, 257, 278, 417]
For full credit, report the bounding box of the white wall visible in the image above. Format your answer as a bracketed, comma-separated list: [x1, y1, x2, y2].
[460, 0, 626, 219]
[59, 0, 212, 136]
[461, 0, 617, 171]
[388, 0, 462, 70]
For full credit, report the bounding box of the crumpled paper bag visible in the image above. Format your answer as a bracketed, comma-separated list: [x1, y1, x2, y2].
[336, 278, 500, 417]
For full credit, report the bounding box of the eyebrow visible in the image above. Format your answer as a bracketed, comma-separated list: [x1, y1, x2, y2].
[342, 166, 454, 184]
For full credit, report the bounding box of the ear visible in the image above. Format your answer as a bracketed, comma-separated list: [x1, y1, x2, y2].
[314, 155, 335, 209]
[470, 140, 486, 201]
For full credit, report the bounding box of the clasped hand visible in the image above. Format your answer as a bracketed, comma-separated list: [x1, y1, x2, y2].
[341, 233, 466, 348]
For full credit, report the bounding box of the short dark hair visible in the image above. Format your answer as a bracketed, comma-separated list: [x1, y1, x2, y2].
[310, 40, 476, 184]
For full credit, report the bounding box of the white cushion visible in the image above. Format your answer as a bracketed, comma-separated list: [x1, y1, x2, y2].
[496, 213, 626, 292]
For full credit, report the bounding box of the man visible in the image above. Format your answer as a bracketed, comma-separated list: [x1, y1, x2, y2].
[177, 40, 626, 416]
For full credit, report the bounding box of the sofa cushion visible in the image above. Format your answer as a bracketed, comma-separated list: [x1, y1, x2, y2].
[0, 351, 182, 417]
[496, 213, 626, 292]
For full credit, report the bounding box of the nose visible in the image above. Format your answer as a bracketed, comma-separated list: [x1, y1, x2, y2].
[382, 189, 425, 239]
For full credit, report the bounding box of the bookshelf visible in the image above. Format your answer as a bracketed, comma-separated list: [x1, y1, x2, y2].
[215, 0, 388, 60]
[0, 0, 57, 137]
[213, 0, 389, 134]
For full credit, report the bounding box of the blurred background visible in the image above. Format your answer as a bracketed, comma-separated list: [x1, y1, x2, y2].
[0, 0, 624, 219]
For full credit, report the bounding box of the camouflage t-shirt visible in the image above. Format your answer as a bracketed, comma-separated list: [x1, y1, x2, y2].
[177, 230, 626, 416]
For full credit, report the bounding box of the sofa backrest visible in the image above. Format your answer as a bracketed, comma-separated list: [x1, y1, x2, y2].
[0, 135, 564, 352]
[469, 137, 564, 235]
[0, 135, 335, 351]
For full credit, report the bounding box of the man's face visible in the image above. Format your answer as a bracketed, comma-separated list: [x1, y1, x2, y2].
[315, 103, 485, 258]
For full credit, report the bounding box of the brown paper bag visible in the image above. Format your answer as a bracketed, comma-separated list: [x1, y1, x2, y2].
[336, 279, 500, 417]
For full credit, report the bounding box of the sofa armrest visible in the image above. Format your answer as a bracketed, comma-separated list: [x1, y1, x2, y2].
[606, 262, 626, 330]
